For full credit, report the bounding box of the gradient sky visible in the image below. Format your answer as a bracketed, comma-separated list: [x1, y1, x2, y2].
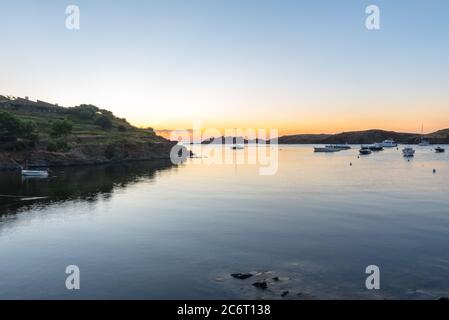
[1, 0, 449, 135]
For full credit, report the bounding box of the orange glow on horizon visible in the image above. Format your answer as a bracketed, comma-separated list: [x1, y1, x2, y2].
[126, 100, 449, 139]
[131, 117, 449, 140]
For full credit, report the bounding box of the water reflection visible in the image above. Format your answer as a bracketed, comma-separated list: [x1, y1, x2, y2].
[0, 160, 176, 217]
[1, 146, 449, 299]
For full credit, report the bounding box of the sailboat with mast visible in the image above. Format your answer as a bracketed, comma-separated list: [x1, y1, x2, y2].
[418, 124, 430, 146]
[231, 128, 244, 150]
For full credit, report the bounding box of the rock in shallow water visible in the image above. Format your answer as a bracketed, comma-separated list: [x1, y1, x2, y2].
[252, 281, 268, 290]
[231, 273, 253, 280]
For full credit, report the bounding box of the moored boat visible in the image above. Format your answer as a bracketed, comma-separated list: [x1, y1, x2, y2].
[368, 143, 384, 151]
[326, 144, 351, 150]
[418, 124, 430, 146]
[435, 147, 445, 153]
[314, 146, 340, 153]
[402, 147, 415, 157]
[21, 169, 49, 177]
[359, 146, 372, 155]
[381, 139, 398, 148]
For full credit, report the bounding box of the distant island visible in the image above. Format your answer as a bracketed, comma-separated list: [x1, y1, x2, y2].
[197, 129, 449, 145]
[0, 96, 176, 170]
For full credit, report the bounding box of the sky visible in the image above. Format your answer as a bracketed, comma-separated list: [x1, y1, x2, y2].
[1, 0, 449, 135]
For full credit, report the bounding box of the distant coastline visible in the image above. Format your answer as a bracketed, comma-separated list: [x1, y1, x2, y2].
[276, 129, 449, 144]
[178, 129, 449, 145]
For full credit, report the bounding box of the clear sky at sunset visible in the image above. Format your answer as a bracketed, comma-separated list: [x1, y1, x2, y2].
[1, 0, 448, 135]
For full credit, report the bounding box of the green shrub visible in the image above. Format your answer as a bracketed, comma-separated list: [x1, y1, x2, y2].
[19, 120, 36, 137]
[118, 125, 127, 132]
[0, 111, 21, 135]
[47, 140, 71, 152]
[79, 108, 95, 119]
[0, 110, 36, 138]
[95, 115, 113, 130]
[46, 141, 57, 152]
[50, 119, 73, 137]
[68, 104, 98, 120]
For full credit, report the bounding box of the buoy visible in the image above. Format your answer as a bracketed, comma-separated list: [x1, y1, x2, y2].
[433, 169, 436, 174]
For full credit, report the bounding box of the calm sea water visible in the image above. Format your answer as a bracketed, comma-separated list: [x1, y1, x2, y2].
[1, 145, 449, 299]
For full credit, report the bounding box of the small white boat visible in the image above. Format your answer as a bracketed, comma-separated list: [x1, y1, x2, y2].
[21, 169, 49, 177]
[381, 139, 398, 148]
[314, 146, 340, 153]
[231, 144, 244, 150]
[402, 147, 415, 157]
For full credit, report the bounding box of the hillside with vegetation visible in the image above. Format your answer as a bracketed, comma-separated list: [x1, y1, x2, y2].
[0, 95, 176, 169]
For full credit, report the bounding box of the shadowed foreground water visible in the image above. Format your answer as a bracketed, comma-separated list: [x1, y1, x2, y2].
[1, 145, 449, 299]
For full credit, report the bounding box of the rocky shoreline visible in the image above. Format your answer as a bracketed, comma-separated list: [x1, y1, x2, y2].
[0, 140, 178, 170]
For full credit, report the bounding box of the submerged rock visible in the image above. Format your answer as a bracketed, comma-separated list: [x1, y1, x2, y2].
[252, 281, 268, 290]
[231, 273, 253, 280]
[220, 270, 309, 299]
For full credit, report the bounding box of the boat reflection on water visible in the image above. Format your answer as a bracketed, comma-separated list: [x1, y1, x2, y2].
[0, 160, 176, 217]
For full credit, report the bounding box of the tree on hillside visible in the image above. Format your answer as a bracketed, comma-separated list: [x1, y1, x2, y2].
[0, 110, 35, 138]
[95, 115, 113, 130]
[51, 119, 73, 137]
[0, 111, 21, 135]
[69, 104, 99, 120]
[18, 120, 36, 138]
